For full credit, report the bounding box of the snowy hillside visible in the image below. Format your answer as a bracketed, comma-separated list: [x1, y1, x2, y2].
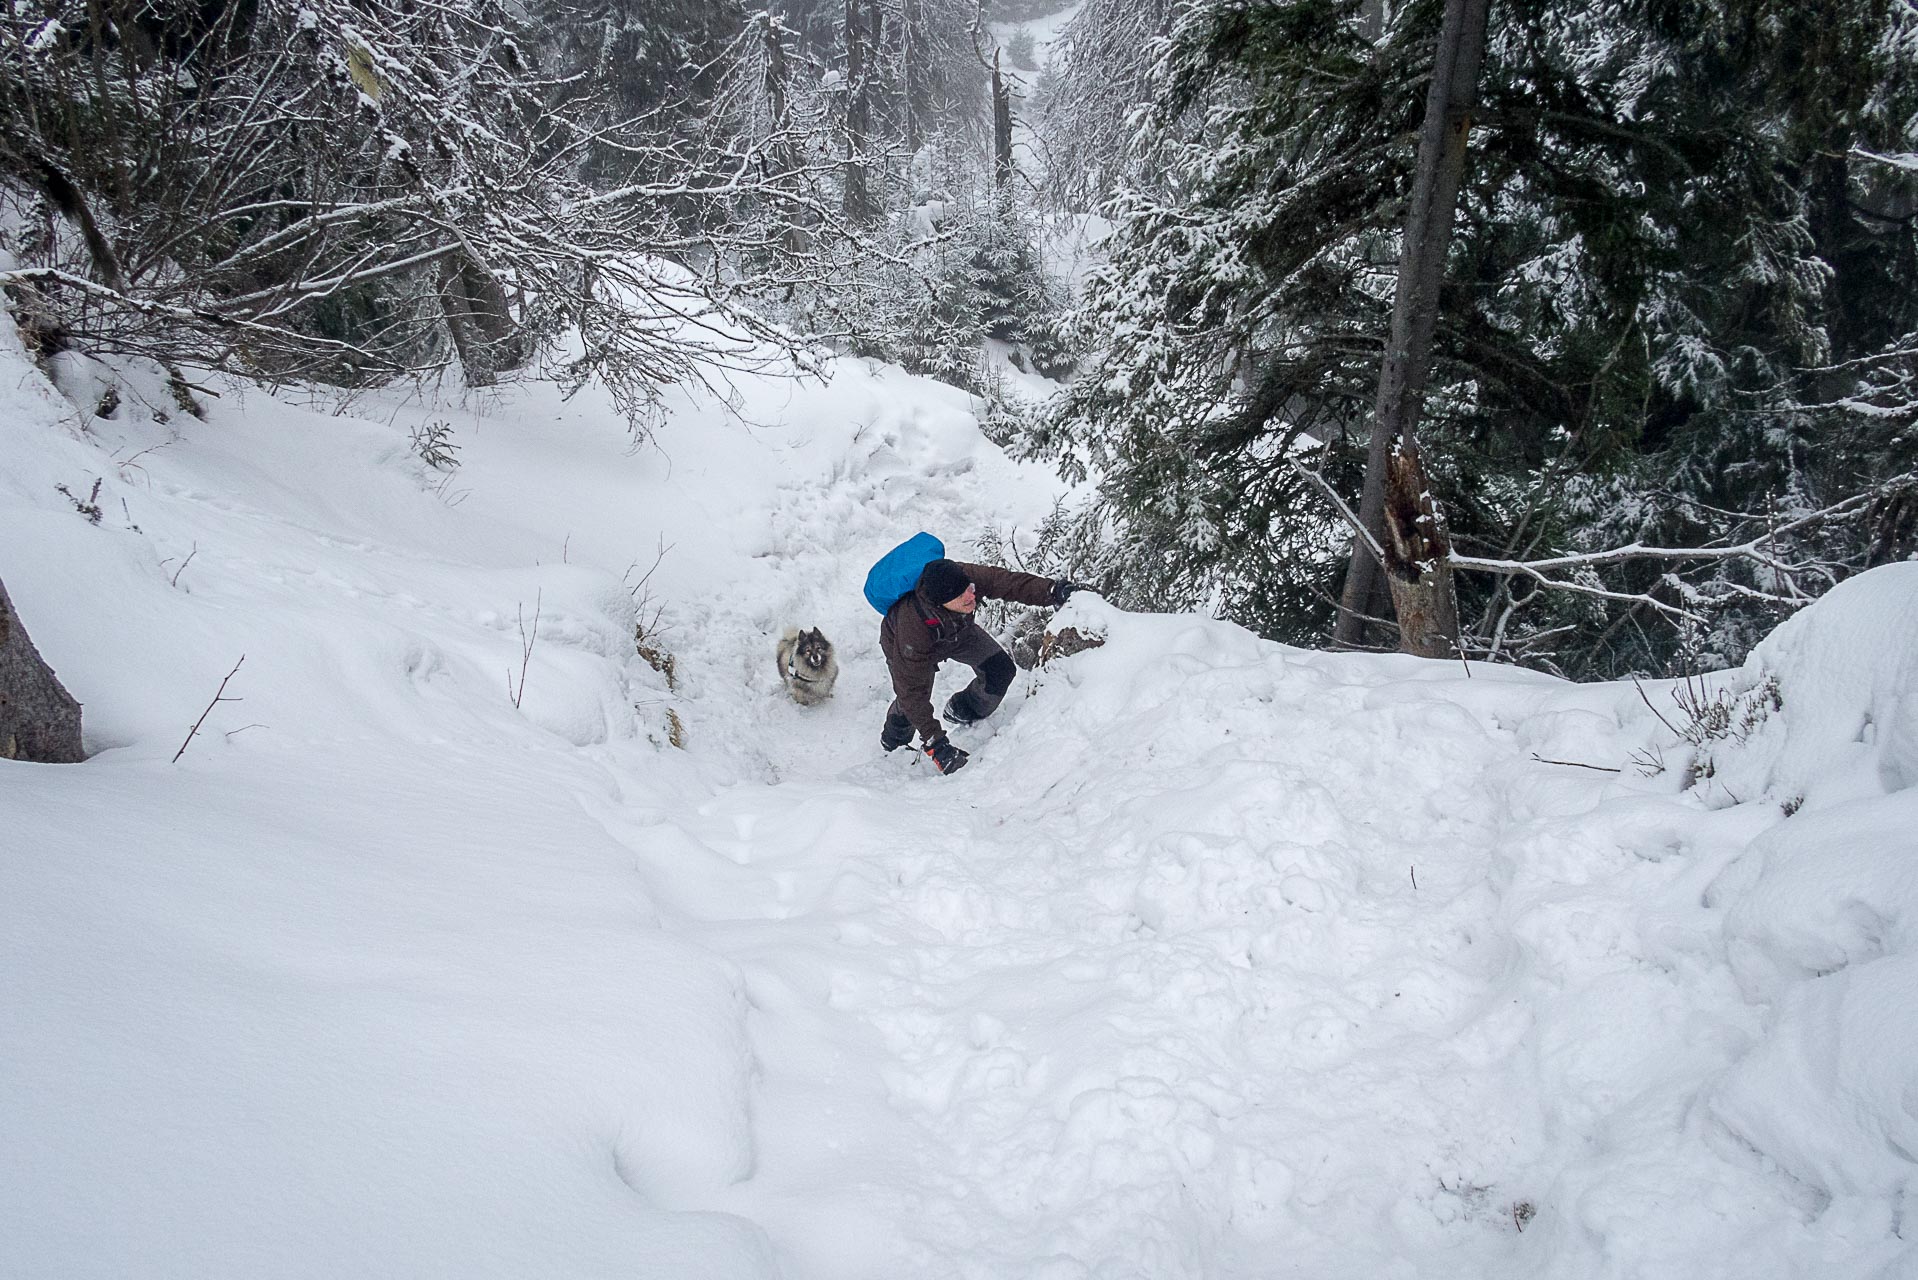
[3, 318, 1914, 1279]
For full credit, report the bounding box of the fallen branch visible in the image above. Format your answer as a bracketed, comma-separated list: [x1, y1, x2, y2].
[172, 656, 245, 762]
[0, 267, 396, 369]
[1529, 753, 1622, 772]
[1450, 472, 1918, 607]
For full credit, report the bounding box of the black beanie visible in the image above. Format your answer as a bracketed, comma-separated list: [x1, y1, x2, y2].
[917, 558, 972, 605]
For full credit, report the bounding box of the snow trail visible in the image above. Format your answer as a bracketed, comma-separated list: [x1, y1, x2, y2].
[591, 428, 1844, 1277]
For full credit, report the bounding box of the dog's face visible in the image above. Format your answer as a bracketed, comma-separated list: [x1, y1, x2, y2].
[793, 629, 832, 671]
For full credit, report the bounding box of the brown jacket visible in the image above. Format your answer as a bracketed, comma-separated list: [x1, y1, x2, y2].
[879, 561, 1058, 743]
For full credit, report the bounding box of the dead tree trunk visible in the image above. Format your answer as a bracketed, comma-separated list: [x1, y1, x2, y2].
[1383, 441, 1461, 655]
[1333, 0, 1488, 656]
[0, 577, 83, 762]
[1360, 0, 1389, 42]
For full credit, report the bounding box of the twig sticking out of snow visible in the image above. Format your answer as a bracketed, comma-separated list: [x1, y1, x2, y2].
[172, 656, 245, 763]
[1634, 677, 1682, 736]
[508, 593, 541, 710]
[167, 543, 199, 589]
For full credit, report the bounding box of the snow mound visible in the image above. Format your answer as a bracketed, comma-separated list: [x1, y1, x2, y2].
[1684, 566, 1918, 1217]
[1705, 563, 1918, 809]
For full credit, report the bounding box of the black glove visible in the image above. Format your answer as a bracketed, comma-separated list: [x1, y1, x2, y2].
[1050, 579, 1081, 606]
[927, 739, 970, 775]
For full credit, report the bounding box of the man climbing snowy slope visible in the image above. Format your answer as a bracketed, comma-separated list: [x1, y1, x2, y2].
[878, 556, 1075, 775]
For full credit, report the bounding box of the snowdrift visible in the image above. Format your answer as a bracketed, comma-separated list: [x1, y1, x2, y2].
[1698, 568, 1918, 1213]
[2, 308, 1915, 1278]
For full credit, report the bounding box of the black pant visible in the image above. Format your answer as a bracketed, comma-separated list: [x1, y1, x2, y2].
[885, 628, 1017, 738]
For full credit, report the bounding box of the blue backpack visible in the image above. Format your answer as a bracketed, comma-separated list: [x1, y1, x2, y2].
[864, 532, 944, 614]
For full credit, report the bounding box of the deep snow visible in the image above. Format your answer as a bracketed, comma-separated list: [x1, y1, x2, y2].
[2, 314, 1914, 1278]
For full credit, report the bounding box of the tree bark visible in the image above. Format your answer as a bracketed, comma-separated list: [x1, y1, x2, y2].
[0, 577, 84, 763]
[991, 51, 1014, 202]
[764, 12, 792, 165]
[901, 0, 923, 154]
[1382, 441, 1461, 656]
[843, 0, 877, 223]
[1333, 0, 1488, 655]
[439, 255, 522, 388]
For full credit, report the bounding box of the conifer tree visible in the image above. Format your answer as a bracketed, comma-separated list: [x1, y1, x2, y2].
[1030, 0, 1918, 674]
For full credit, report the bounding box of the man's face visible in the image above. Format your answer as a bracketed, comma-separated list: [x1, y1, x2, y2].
[943, 583, 977, 614]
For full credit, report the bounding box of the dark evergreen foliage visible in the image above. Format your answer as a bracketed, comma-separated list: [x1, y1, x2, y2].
[536, 0, 746, 186]
[1030, 0, 1918, 675]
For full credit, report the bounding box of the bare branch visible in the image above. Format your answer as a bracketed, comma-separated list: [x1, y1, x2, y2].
[1443, 471, 1918, 627]
[172, 656, 245, 763]
[1529, 753, 1622, 772]
[168, 543, 199, 589]
[1289, 459, 1386, 566]
[508, 592, 542, 710]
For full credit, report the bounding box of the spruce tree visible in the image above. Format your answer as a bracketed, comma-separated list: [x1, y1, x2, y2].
[1030, 0, 1918, 674]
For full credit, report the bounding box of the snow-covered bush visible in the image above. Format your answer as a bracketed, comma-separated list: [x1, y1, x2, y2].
[1680, 564, 1918, 809]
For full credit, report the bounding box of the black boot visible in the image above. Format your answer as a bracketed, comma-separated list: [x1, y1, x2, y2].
[880, 709, 914, 752]
[943, 690, 984, 726]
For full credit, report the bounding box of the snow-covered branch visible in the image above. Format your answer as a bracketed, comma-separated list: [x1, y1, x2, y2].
[0, 0, 872, 418]
[1452, 473, 1918, 578]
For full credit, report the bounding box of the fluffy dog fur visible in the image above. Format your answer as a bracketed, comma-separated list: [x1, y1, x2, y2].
[776, 627, 838, 705]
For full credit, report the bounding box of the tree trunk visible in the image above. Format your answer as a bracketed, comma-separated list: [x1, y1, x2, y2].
[901, 0, 923, 154]
[843, 0, 877, 223]
[0, 577, 84, 763]
[1382, 441, 1460, 656]
[991, 51, 1014, 202]
[761, 13, 809, 260]
[2, 143, 129, 293]
[765, 13, 793, 168]
[1333, 0, 1488, 655]
[439, 255, 522, 388]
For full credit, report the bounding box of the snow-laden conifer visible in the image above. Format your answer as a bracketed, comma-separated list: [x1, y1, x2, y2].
[1027, 0, 1918, 675]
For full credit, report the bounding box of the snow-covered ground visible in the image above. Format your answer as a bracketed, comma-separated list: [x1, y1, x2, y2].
[993, 0, 1081, 72]
[3, 314, 1914, 1278]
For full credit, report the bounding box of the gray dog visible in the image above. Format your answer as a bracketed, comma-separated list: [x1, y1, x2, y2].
[776, 627, 838, 705]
